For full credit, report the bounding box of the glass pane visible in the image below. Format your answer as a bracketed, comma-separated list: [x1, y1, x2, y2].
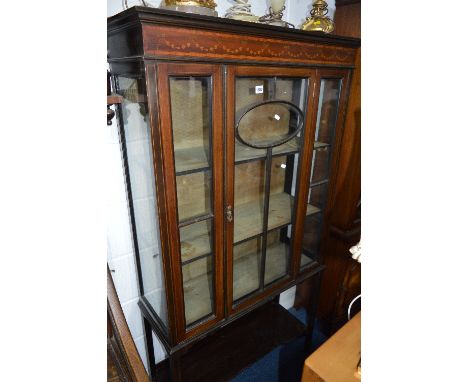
[233, 160, 266, 244]
[300, 213, 322, 268]
[314, 79, 342, 145]
[235, 77, 308, 163]
[233, 236, 262, 301]
[232, 76, 309, 304]
[269, 155, 296, 228]
[182, 255, 214, 326]
[308, 183, 329, 210]
[176, 171, 212, 222]
[117, 76, 168, 327]
[310, 147, 331, 184]
[179, 219, 212, 263]
[169, 75, 216, 328]
[299, 77, 343, 270]
[237, 102, 303, 148]
[264, 227, 290, 285]
[170, 77, 211, 173]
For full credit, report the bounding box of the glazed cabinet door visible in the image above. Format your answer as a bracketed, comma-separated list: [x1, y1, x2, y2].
[225, 66, 319, 314]
[156, 63, 224, 340]
[294, 68, 351, 274]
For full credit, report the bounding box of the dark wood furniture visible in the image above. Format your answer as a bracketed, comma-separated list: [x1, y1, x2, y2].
[296, 0, 361, 334]
[108, 267, 150, 382]
[108, 7, 359, 381]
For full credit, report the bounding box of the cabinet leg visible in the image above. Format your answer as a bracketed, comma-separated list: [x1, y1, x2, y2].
[169, 351, 182, 382]
[304, 271, 323, 353]
[143, 317, 156, 381]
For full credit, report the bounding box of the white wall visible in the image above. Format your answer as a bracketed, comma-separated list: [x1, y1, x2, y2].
[107, 0, 336, 371]
[107, 0, 335, 26]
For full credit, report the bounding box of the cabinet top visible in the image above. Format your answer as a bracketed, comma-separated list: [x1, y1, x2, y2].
[108, 6, 360, 48]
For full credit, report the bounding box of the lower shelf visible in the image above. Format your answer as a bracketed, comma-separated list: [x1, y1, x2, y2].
[153, 301, 307, 382]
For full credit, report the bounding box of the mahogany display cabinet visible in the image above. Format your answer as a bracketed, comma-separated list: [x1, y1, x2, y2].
[108, 6, 360, 381]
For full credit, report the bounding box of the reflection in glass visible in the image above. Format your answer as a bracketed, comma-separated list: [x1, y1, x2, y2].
[182, 255, 214, 326]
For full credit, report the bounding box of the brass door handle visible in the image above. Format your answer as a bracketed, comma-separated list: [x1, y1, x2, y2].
[226, 205, 233, 223]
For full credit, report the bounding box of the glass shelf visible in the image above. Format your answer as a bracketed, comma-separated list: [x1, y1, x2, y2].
[174, 140, 329, 174]
[182, 254, 214, 326]
[175, 147, 210, 174]
[179, 191, 319, 264]
[182, 240, 314, 322]
[234, 192, 319, 244]
[236, 139, 328, 165]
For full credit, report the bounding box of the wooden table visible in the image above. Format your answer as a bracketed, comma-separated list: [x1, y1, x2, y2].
[302, 312, 361, 382]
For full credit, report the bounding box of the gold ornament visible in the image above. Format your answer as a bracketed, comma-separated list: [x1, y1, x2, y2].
[301, 0, 334, 33]
[164, 0, 217, 10]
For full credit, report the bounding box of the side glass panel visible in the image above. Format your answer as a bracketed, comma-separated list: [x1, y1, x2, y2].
[301, 78, 343, 268]
[116, 76, 168, 328]
[232, 77, 308, 304]
[169, 76, 215, 327]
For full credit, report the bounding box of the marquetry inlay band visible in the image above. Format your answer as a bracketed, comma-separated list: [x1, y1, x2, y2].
[143, 25, 356, 66]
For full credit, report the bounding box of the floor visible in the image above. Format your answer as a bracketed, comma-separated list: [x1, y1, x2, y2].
[230, 307, 328, 382]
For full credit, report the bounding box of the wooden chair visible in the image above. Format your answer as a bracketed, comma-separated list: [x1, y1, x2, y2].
[108, 266, 150, 382]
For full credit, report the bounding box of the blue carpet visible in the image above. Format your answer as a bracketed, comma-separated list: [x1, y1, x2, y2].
[230, 307, 328, 382]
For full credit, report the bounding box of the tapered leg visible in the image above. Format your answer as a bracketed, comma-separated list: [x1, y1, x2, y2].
[304, 271, 324, 353]
[169, 351, 182, 382]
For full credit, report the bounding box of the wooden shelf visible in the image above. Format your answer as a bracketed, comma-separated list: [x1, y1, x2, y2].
[175, 140, 328, 174]
[107, 93, 123, 105]
[180, 192, 320, 263]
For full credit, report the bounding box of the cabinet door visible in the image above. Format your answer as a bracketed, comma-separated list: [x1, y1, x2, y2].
[157, 63, 224, 340]
[294, 68, 351, 274]
[225, 66, 318, 314]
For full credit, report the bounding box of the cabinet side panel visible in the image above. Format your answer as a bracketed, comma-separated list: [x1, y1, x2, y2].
[145, 62, 180, 344]
[116, 73, 169, 331]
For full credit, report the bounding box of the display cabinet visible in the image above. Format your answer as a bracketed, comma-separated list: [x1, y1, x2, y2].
[108, 6, 359, 381]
